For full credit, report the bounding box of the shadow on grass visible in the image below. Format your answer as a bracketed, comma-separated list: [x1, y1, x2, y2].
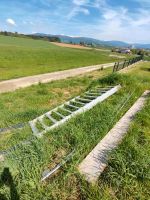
[0, 167, 19, 200]
[141, 67, 150, 72]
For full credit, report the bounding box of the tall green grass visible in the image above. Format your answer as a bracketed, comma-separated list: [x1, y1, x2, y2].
[0, 68, 110, 150]
[0, 62, 150, 199]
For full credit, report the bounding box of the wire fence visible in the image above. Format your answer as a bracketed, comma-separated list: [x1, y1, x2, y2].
[113, 55, 143, 73]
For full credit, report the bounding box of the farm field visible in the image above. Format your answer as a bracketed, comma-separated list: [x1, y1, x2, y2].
[51, 42, 92, 49]
[0, 61, 150, 199]
[0, 35, 131, 81]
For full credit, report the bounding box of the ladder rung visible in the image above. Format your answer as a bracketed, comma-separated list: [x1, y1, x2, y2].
[83, 95, 96, 99]
[53, 111, 65, 119]
[61, 107, 73, 114]
[73, 100, 85, 105]
[67, 104, 79, 109]
[97, 86, 114, 89]
[38, 118, 48, 129]
[85, 92, 99, 95]
[90, 90, 107, 93]
[97, 87, 109, 90]
[45, 113, 57, 124]
[29, 121, 39, 134]
[89, 90, 106, 94]
[100, 91, 107, 93]
[76, 97, 92, 102]
[89, 89, 101, 93]
[101, 88, 109, 90]
[90, 88, 108, 92]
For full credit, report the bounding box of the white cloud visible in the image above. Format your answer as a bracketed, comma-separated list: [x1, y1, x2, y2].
[72, 0, 107, 8]
[67, 7, 89, 19]
[80, 8, 89, 15]
[130, 9, 150, 27]
[70, 3, 150, 43]
[73, 0, 89, 6]
[6, 18, 16, 26]
[93, 0, 107, 8]
[66, 0, 93, 20]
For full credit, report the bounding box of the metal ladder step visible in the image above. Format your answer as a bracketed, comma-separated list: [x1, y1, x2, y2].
[72, 100, 85, 106]
[38, 118, 49, 129]
[85, 92, 99, 96]
[76, 97, 92, 102]
[89, 88, 107, 92]
[67, 104, 79, 110]
[45, 113, 57, 124]
[29, 121, 39, 135]
[97, 86, 114, 89]
[61, 107, 73, 114]
[83, 95, 96, 99]
[53, 111, 65, 119]
[89, 90, 100, 93]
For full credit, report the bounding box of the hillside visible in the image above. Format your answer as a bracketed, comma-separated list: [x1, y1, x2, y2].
[34, 33, 150, 49]
[0, 35, 126, 81]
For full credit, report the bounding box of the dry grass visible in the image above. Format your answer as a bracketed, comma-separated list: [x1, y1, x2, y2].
[51, 42, 92, 49]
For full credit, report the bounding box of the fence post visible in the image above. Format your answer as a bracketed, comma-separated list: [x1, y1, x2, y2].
[123, 60, 126, 68]
[113, 62, 116, 73]
[117, 62, 119, 71]
[127, 59, 131, 66]
[113, 56, 140, 73]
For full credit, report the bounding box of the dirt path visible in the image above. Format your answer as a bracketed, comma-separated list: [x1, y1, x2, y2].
[0, 63, 114, 94]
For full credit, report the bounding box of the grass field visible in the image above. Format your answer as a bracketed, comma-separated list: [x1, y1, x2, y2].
[0, 62, 150, 199]
[144, 56, 150, 61]
[0, 35, 130, 81]
[0, 67, 110, 150]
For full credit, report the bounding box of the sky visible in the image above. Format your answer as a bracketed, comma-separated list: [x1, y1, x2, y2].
[0, 0, 150, 43]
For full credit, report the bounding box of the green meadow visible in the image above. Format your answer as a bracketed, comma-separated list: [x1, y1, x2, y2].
[0, 62, 150, 199]
[0, 35, 129, 81]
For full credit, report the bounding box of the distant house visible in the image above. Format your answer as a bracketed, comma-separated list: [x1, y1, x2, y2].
[119, 49, 131, 54]
[112, 48, 131, 54]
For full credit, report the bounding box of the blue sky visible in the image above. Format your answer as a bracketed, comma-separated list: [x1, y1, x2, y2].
[0, 0, 150, 43]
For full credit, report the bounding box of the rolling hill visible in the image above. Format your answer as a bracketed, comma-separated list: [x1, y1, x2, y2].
[34, 33, 150, 49]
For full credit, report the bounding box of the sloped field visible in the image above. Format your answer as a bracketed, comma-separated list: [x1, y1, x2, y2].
[0, 35, 127, 81]
[0, 62, 150, 199]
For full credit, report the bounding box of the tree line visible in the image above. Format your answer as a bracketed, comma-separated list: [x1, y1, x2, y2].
[0, 31, 61, 43]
